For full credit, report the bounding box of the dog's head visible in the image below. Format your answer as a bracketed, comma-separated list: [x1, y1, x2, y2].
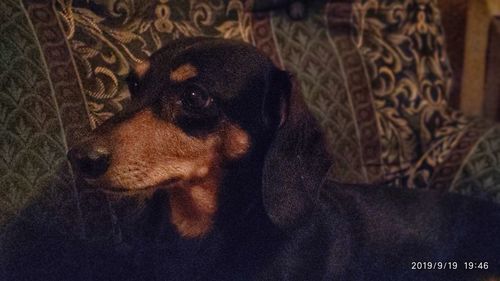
[68, 38, 330, 238]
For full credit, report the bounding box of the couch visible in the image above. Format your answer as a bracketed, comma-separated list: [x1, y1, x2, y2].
[1, 0, 500, 267]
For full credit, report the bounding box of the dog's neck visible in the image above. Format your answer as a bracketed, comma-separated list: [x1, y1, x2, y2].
[202, 152, 287, 278]
[215, 152, 284, 253]
[133, 152, 283, 280]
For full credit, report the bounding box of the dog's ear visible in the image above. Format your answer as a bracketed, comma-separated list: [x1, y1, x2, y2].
[262, 68, 331, 229]
[261, 69, 290, 130]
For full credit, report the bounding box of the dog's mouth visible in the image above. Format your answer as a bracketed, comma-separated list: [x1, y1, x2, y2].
[82, 177, 182, 195]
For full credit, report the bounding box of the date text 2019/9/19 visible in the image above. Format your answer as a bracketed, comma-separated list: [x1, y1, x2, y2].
[411, 262, 489, 270]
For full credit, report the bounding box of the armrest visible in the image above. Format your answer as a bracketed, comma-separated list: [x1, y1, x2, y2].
[461, 0, 500, 119]
[483, 17, 500, 120]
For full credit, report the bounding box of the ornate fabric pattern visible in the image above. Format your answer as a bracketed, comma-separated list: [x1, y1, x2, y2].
[451, 125, 500, 202]
[429, 119, 492, 190]
[55, 0, 253, 127]
[0, 0, 82, 236]
[353, 0, 473, 188]
[24, 0, 92, 146]
[250, 12, 283, 69]
[271, 9, 367, 183]
[325, 1, 384, 183]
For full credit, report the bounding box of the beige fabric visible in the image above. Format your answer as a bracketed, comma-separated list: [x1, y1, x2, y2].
[461, 0, 498, 117]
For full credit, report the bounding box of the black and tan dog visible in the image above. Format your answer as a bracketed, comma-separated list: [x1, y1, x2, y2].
[66, 38, 500, 281]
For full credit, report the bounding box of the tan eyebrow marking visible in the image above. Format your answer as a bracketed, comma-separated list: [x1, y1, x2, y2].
[170, 63, 198, 82]
[133, 61, 150, 78]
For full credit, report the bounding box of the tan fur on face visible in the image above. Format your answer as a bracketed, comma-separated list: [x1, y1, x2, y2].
[223, 125, 251, 160]
[91, 110, 251, 238]
[169, 176, 220, 238]
[133, 61, 150, 78]
[102, 110, 218, 191]
[170, 63, 198, 82]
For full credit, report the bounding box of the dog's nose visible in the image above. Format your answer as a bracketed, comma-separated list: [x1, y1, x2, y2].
[67, 145, 110, 179]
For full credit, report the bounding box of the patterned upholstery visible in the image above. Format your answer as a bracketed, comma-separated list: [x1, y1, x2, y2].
[0, 0, 84, 240]
[1, 0, 500, 250]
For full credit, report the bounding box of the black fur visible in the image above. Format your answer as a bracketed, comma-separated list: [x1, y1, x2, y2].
[4, 37, 500, 281]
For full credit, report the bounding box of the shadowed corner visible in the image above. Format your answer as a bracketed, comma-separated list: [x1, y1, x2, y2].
[0, 155, 167, 281]
[0, 159, 86, 279]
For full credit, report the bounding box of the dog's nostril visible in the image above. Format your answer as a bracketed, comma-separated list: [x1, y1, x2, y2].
[67, 146, 110, 179]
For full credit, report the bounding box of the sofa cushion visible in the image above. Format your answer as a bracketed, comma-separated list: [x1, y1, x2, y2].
[1, 0, 499, 249]
[0, 0, 85, 243]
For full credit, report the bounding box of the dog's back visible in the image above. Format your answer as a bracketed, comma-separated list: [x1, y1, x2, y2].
[256, 181, 500, 280]
[326, 183, 500, 280]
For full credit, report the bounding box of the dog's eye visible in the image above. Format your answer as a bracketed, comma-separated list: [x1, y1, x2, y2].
[181, 86, 213, 111]
[126, 75, 140, 98]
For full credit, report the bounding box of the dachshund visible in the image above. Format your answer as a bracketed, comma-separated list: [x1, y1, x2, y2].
[63, 37, 500, 281]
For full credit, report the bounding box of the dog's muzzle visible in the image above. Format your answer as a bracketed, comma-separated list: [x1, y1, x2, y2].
[67, 143, 110, 179]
